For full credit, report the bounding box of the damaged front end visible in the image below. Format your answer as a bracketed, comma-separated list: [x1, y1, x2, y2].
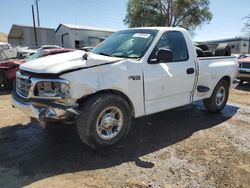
[11, 70, 79, 126]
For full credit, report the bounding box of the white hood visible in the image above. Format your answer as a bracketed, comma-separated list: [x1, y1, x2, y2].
[20, 50, 122, 74]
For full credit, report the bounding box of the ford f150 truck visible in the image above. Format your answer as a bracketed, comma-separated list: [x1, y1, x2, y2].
[12, 27, 239, 148]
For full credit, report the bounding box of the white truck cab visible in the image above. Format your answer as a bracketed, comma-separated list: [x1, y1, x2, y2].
[12, 27, 239, 148]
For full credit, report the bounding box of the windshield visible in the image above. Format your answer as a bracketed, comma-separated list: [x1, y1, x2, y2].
[91, 29, 158, 59]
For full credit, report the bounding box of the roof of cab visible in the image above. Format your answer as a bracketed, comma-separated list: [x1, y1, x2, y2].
[126, 27, 187, 32]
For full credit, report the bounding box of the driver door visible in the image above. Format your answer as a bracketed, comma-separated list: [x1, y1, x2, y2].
[143, 31, 196, 115]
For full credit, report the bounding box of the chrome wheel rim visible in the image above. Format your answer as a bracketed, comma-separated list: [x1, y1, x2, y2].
[96, 106, 123, 140]
[216, 86, 226, 106]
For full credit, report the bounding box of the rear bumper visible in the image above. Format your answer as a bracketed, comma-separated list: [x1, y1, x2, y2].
[11, 91, 79, 123]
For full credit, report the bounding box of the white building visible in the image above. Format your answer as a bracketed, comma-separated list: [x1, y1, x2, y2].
[8, 24, 56, 47]
[55, 23, 116, 48]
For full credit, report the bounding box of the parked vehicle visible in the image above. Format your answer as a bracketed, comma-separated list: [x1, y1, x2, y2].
[12, 27, 239, 148]
[16, 47, 37, 59]
[17, 45, 62, 59]
[237, 56, 250, 84]
[38, 45, 61, 50]
[0, 42, 17, 60]
[0, 48, 74, 91]
[233, 54, 249, 60]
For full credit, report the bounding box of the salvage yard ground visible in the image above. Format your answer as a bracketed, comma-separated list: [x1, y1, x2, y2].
[0, 84, 250, 188]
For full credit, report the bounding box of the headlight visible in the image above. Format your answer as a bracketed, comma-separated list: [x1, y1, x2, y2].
[34, 80, 70, 99]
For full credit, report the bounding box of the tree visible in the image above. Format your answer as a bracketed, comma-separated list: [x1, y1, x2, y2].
[242, 14, 250, 37]
[124, 0, 213, 31]
[0, 32, 7, 42]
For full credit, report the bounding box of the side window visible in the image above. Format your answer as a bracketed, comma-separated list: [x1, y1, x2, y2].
[150, 31, 189, 62]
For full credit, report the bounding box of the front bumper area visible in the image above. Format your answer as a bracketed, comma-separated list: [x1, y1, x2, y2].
[237, 69, 250, 82]
[11, 91, 79, 124]
[12, 93, 40, 119]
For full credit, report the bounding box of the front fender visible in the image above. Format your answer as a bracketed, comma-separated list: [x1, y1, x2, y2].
[60, 60, 145, 118]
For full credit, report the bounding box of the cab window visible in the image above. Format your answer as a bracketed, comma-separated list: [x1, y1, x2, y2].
[150, 31, 189, 62]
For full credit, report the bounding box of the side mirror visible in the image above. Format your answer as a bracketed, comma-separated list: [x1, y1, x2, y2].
[157, 49, 173, 62]
[148, 49, 173, 64]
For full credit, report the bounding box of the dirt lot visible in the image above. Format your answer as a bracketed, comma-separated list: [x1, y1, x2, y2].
[0, 84, 250, 188]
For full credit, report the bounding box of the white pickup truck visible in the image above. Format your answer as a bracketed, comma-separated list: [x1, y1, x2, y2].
[12, 27, 239, 148]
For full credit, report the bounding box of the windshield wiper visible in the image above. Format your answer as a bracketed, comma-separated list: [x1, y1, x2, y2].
[113, 55, 140, 59]
[112, 55, 127, 58]
[99, 52, 111, 57]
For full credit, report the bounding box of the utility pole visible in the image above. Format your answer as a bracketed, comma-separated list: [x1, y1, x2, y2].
[32, 5, 38, 47]
[35, 0, 40, 26]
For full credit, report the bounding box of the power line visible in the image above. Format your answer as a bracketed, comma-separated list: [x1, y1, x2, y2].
[31, 5, 38, 46]
[35, 0, 40, 26]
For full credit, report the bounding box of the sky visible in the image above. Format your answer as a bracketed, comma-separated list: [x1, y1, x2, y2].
[0, 0, 249, 41]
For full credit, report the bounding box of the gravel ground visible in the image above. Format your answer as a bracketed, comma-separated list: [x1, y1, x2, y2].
[0, 83, 250, 188]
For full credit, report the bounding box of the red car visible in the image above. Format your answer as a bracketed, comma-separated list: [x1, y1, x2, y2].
[238, 56, 250, 84]
[0, 48, 74, 91]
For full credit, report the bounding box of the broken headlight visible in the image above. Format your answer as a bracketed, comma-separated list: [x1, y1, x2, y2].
[34, 80, 70, 99]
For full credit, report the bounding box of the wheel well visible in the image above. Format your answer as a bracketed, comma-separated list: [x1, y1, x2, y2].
[221, 76, 231, 87]
[77, 89, 135, 117]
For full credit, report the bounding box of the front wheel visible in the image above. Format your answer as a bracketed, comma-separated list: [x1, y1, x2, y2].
[203, 79, 229, 112]
[76, 93, 131, 149]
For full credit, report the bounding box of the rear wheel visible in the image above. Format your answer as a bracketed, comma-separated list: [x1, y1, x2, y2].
[203, 79, 229, 112]
[76, 93, 131, 149]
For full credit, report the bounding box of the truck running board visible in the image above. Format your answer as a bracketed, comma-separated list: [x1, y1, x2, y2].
[197, 85, 210, 93]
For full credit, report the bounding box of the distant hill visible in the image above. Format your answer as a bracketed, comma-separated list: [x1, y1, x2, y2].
[0, 32, 7, 42]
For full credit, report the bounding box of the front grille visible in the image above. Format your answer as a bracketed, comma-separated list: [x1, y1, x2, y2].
[16, 75, 31, 98]
[240, 63, 250, 69]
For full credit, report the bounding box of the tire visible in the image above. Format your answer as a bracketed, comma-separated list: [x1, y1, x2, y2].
[204, 50, 214, 57]
[76, 93, 131, 149]
[203, 79, 229, 112]
[215, 44, 231, 56]
[197, 44, 210, 51]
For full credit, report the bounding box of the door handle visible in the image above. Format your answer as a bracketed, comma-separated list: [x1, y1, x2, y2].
[186, 68, 195, 74]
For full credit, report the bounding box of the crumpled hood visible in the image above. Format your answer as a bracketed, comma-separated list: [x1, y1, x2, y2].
[20, 50, 122, 74]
